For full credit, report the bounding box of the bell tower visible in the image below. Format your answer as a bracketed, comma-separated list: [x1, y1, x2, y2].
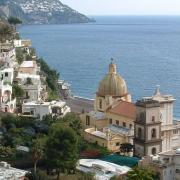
[134, 98, 162, 157]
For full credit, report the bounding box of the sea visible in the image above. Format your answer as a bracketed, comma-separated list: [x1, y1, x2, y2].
[19, 16, 180, 118]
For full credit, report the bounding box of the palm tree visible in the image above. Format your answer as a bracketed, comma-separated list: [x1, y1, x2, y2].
[126, 166, 156, 180]
[31, 138, 45, 173]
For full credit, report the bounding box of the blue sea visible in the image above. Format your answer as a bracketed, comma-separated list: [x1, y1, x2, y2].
[19, 16, 180, 117]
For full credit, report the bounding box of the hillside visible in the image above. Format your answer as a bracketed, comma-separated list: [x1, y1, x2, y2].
[0, 0, 94, 24]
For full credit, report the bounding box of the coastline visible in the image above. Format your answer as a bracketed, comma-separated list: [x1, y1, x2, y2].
[65, 96, 94, 114]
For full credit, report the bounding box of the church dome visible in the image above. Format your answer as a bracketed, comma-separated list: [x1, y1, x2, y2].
[97, 60, 128, 97]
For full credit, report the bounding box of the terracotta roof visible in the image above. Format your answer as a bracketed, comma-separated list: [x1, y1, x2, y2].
[108, 101, 136, 119]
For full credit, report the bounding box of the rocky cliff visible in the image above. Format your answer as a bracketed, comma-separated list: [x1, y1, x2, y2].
[0, 0, 94, 24]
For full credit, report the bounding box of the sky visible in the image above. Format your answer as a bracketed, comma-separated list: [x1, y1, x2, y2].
[62, 0, 180, 16]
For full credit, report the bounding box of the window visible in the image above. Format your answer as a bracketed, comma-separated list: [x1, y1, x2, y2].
[138, 128, 142, 138]
[109, 118, 112, 124]
[116, 120, 119, 126]
[161, 132, 164, 137]
[164, 170, 166, 175]
[173, 129, 178, 134]
[152, 147, 156, 155]
[86, 115, 90, 126]
[123, 122, 126, 127]
[25, 91, 29, 99]
[5, 72, 8, 77]
[152, 116, 155, 122]
[176, 169, 180, 174]
[129, 124, 132, 129]
[140, 112, 145, 121]
[151, 128, 157, 139]
[99, 99, 102, 109]
[116, 142, 120, 146]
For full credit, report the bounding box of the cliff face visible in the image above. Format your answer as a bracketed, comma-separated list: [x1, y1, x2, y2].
[0, 0, 94, 24]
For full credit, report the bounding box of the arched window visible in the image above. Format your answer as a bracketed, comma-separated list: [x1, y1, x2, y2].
[140, 112, 145, 121]
[99, 99, 102, 109]
[152, 147, 156, 155]
[138, 128, 142, 138]
[151, 128, 156, 139]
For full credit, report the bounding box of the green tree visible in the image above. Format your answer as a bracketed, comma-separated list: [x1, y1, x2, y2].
[120, 143, 133, 155]
[8, 17, 22, 29]
[68, 113, 82, 135]
[16, 47, 25, 64]
[25, 170, 50, 180]
[12, 84, 25, 98]
[126, 166, 156, 180]
[45, 125, 78, 179]
[0, 21, 13, 42]
[25, 77, 33, 85]
[37, 58, 59, 97]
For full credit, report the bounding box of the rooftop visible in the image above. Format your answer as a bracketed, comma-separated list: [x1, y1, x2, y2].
[159, 148, 180, 156]
[17, 73, 40, 80]
[0, 68, 13, 73]
[108, 124, 131, 135]
[108, 101, 136, 119]
[88, 111, 106, 120]
[23, 100, 67, 107]
[91, 131, 107, 139]
[20, 61, 35, 68]
[0, 161, 28, 180]
[77, 159, 130, 179]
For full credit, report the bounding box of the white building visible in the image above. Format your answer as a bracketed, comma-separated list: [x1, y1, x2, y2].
[0, 80, 16, 113]
[77, 159, 130, 180]
[16, 73, 41, 101]
[19, 61, 40, 75]
[0, 161, 28, 180]
[0, 43, 16, 68]
[14, 39, 32, 54]
[139, 148, 180, 180]
[22, 100, 71, 119]
[0, 68, 14, 84]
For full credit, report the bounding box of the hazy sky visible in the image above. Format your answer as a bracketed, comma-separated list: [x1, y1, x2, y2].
[62, 0, 180, 15]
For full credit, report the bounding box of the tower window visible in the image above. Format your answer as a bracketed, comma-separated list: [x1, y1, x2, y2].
[86, 115, 90, 125]
[152, 116, 155, 122]
[116, 120, 119, 126]
[152, 147, 156, 155]
[138, 128, 142, 138]
[123, 122, 126, 127]
[109, 118, 112, 124]
[129, 124, 132, 129]
[151, 128, 157, 139]
[140, 112, 145, 121]
[99, 99, 102, 109]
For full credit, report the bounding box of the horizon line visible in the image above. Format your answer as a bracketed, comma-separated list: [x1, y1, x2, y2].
[87, 14, 180, 17]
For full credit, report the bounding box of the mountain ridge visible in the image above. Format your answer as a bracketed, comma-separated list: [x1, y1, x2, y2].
[0, 0, 94, 24]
